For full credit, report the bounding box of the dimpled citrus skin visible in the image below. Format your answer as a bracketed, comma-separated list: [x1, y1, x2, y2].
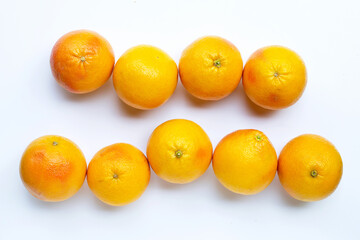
[278, 134, 343, 202]
[50, 30, 115, 94]
[213, 129, 277, 195]
[179, 36, 243, 100]
[87, 143, 150, 206]
[146, 119, 213, 184]
[113, 45, 178, 110]
[242, 46, 307, 110]
[19, 135, 87, 202]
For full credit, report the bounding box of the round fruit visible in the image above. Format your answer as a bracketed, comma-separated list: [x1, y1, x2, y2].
[19, 135, 87, 202]
[147, 119, 213, 184]
[278, 134, 343, 202]
[87, 143, 150, 206]
[113, 45, 178, 110]
[242, 46, 307, 110]
[179, 36, 243, 100]
[50, 30, 115, 94]
[213, 129, 277, 195]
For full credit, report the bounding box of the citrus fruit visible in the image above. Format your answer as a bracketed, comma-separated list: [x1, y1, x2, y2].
[50, 30, 115, 94]
[213, 129, 277, 195]
[113, 45, 178, 110]
[278, 134, 343, 202]
[179, 36, 243, 100]
[242, 46, 307, 110]
[146, 119, 213, 184]
[19, 135, 87, 202]
[87, 143, 150, 206]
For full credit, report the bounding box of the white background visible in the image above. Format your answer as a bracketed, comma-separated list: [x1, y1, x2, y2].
[1, 0, 359, 239]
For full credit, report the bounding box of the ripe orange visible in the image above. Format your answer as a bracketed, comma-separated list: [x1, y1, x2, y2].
[278, 134, 343, 202]
[19, 135, 87, 202]
[179, 36, 243, 100]
[87, 143, 150, 206]
[146, 119, 213, 184]
[50, 30, 115, 94]
[213, 129, 277, 195]
[113, 45, 178, 110]
[242, 46, 307, 110]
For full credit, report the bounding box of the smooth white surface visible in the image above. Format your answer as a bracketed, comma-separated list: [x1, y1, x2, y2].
[1, 0, 359, 239]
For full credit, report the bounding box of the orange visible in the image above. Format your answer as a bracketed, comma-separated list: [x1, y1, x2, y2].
[113, 45, 178, 110]
[179, 36, 243, 100]
[87, 143, 150, 206]
[278, 134, 343, 202]
[50, 30, 115, 94]
[146, 119, 213, 184]
[242, 46, 307, 110]
[213, 129, 277, 195]
[19, 135, 87, 202]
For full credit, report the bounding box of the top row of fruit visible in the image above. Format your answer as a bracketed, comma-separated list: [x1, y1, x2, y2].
[50, 30, 307, 110]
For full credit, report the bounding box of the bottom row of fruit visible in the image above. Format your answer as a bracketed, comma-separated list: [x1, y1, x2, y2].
[20, 119, 343, 206]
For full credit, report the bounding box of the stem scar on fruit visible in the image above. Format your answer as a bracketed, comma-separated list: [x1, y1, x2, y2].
[113, 173, 118, 179]
[274, 71, 279, 77]
[80, 56, 86, 62]
[52, 141, 58, 146]
[310, 170, 318, 178]
[213, 59, 221, 68]
[175, 150, 183, 158]
[255, 135, 262, 141]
